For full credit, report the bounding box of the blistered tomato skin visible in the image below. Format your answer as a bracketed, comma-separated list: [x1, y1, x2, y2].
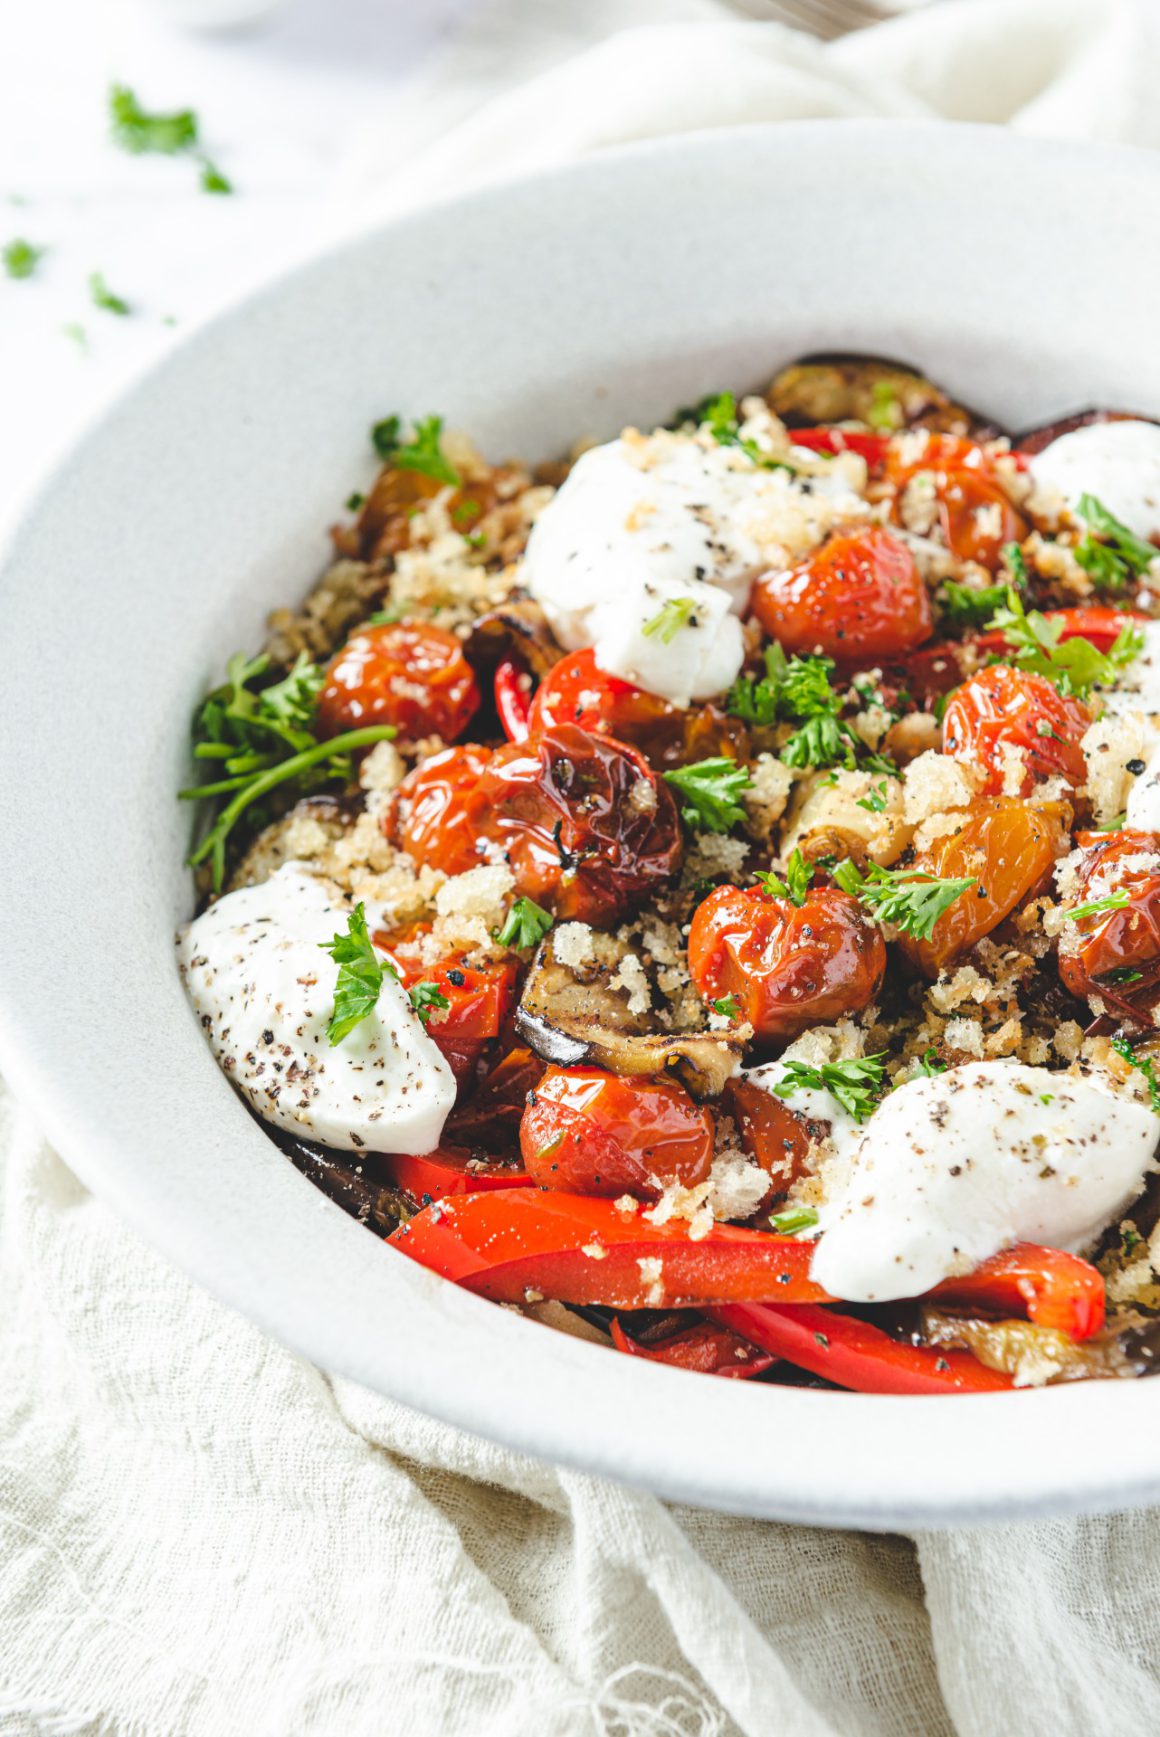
[1058, 830, 1160, 1022]
[750, 526, 932, 663]
[723, 1076, 814, 1203]
[687, 884, 887, 1041]
[898, 796, 1071, 978]
[886, 435, 1028, 569]
[527, 649, 748, 771]
[318, 621, 480, 741]
[389, 743, 491, 877]
[942, 665, 1093, 797]
[520, 1066, 715, 1198]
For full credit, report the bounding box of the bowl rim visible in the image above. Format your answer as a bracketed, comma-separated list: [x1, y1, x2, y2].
[6, 118, 1160, 1530]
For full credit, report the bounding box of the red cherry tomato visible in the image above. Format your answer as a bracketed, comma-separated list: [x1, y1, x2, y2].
[723, 1076, 817, 1200]
[378, 934, 519, 1046]
[1057, 829, 1160, 1022]
[750, 526, 932, 663]
[879, 639, 969, 711]
[520, 1066, 715, 1198]
[388, 743, 491, 876]
[528, 648, 746, 771]
[972, 606, 1147, 661]
[446, 1045, 546, 1153]
[886, 435, 1028, 569]
[788, 428, 890, 466]
[942, 664, 1092, 796]
[688, 883, 886, 1042]
[318, 620, 480, 741]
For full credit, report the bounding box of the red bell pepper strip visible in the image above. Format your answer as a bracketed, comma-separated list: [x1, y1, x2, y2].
[387, 1147, 533, 1205]
[712, 1303, 1013, 1394]
[387, 1189, 831, 1308]
[610, 1316, 775, 1380]
[495, 659, 532, 742]
[789, 428, 890, 465]
[973, 605, 1147, 660]
[929, 1242, 1105, 1341]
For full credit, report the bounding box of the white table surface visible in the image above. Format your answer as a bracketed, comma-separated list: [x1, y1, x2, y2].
[0, 0, 478, 535]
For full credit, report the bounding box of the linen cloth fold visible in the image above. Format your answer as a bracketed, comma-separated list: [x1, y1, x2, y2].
[7, 2, 1160, 1733]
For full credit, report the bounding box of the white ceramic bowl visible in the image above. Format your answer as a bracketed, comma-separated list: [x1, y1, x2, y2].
[4, 122, 1160, 1529]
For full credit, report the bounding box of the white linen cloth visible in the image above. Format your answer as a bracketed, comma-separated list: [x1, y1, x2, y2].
[7, 2, 1160, 1733]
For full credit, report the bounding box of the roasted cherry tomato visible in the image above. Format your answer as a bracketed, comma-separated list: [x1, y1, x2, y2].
[388, 743, 491, 877]
[942, 664, 1092, 797]
[527, 648, 747, 771]
[318, 621, 480, 742]
[446, 1044, 546, 1152]
[723, 1076, 817, 1200]
[379, 934, 519, 1045]
[520, 1066, 715, 1199]
[342, 466, 501, 565]
[788, 428, 890, 466]
[886, 435, 1027, 569]
[898, 796, 1070, 977]
[688, 882, 886, 1041]
[750, 526, 932, 663]
[1057, 829, 1160, 1022]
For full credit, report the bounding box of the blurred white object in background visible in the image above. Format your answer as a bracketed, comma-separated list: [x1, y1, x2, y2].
[133, 0, 288, 27]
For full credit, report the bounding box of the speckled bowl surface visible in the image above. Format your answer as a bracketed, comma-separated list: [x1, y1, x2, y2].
[3, 122, 1160, 1528]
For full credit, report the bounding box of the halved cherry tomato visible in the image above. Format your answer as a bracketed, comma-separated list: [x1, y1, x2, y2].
[930, 1243, 1105, 1341]
[387, 743, 492, 876]
[520, 1066, 714, 1199]
[942, 664, 1092, 796]
[1057, 829, 1160, 1022]
[609, 1317, 775, 1379]
[712, 1302, 1012, 1393]
[378, 934, 519, 1047]
[723, 1076, 816, 1198]
[494, 659, 532, 742]
[390, 1189, 831, 1307]
[972, 605, 1148, 661]
[898, 796, 1070, 977]
[388, 1145, 532, 1204]
[788, 428, 890, 466]
[446, 1045, 546, 1152]
[886, 435, 1027, 569]
[688, 882, 886, 1041]
[751, 526, 932, 663]
[527, 648, 747, 771]
[318, 621, 480, 741]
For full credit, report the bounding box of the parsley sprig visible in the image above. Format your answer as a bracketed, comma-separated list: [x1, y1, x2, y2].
[699, 391, 795, 474]
[408, 981, 451, 1024]
[108, 84, 231, 196]
[319, 904, 392, 1046]
[663, 757, 752, 834]
[89, 272, 131, 317]
[179, 651, 394, 890]
[774, 1053, 888, 1123]
[726, 643, 898, 776]
[642, 597, 697, 643]
[833, 858, 976, 940]
[756, 849, 811, 906]
[3, 238, 43, 280]
[495, 896, 554, 950]
[985, 588, 1142, 700]
[371, 413, 460, 487]
[1112, 1035, 1160, 1115]
[1075, 494, 1158, 591]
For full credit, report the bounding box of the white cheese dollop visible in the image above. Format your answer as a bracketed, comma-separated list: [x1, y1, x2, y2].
[1125, 735, 1160, 831]
[811, 1061, 1158, 1303]
[1097, 619, 1160, 718]
[177, 865, 455, 1153]
[742, 1055, 861, 1164]
[520, 430, 865, 707]
[1029, 419, 1160, 544]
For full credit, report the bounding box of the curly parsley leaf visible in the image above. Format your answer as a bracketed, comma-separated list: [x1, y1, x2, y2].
[89, 272, 131, 316]
[320, 903, 396, 1046]
[781, 712, 863, 772]
[663, 756, 752, 834]
[857, 780, 890, 815]
[985, 588, 1142, 700]
[3, 238, 43, 279]
[699, 391, 795, 474]
[712, 994, 742, 1019]
[833, 858, 976, 940]
[109, 84, 198, 154]
[913, 1047, 947, 1078]
[1112, 1035, 1160, 1115]
[756, 848, 812, 906]
[774, 1053, 888, 1123]
[371, 415, 401, 460]
[1075, 494, 1158, 591]
[642, 597, 697, 643]
[495, 896, 554, 950]
[408, 981, 451, 1024]
[372, 413, 460, 488]
[939, 578, 1014, 628]
[1064, 888, 1131, 923]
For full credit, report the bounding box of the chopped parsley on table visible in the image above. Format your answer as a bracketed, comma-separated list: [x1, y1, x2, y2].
[108, 84, 234, 195]
[89, 272, 131, 316]
[3, 238, 43, 279]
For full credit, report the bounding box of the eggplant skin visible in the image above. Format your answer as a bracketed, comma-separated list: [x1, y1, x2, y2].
[268, 1125, 409, 1237]
[1014, 407, 1160, 456]
[766, 355, 1000, 439]
[515, 934, 742, 1100]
